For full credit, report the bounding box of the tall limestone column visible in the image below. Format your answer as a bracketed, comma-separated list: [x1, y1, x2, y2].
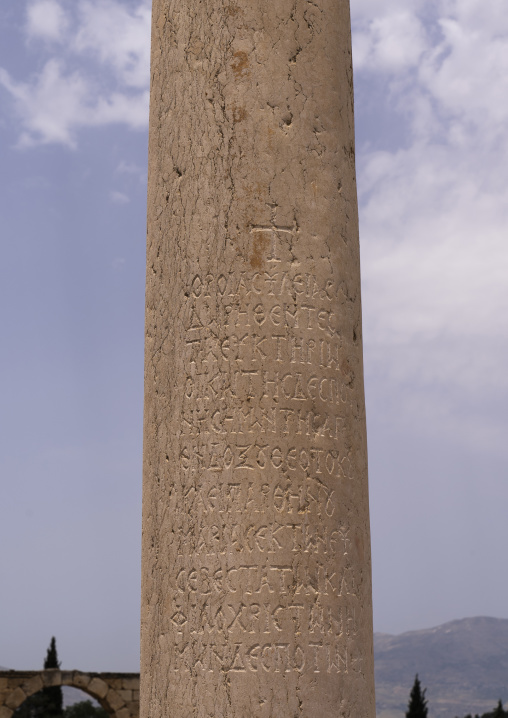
[141, 1, 376, 716]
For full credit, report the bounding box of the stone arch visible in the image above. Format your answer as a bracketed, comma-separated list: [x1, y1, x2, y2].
[0, 670, 139, 718]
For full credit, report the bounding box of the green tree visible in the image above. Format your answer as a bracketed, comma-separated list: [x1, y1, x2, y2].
[63, 700, 108, 718]
[459, 703, 508, 718]
[481, 701, 507, 718]
[406, 674, 428, 718]
[13, 637, 63, 718]
[43, 636, 63, 717]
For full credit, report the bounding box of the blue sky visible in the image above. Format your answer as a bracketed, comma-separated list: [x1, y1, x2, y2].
[1, 0, 507, 672]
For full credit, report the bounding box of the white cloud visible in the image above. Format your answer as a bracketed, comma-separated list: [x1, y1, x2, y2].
[0, 59, 148, 147]
[110, 190, 130, 204]
[116, 160, 147, 184]
[354, 0, 508, 419]
[74, 0, 151, 89]
[0, 1, 151, 147]
[0, 59, 89, 147]
[2, 0, 507, 424]
[353, 11, 428, 72]
[421, 17, 508, 141]
[91, 90, 149, 130]
[116, 161, 143, 174]
[26, 0, 68, 42]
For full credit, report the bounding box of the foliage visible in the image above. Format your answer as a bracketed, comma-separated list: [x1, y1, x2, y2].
[44, 637, 60, 670]
[461, 701, 508, 718]
[63, 700, 109, 718]
[43, 636, 63, 716]
[13, 637, 63, 718]
[406, 674, 428, 718]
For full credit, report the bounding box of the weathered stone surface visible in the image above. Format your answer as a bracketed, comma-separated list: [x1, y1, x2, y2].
[141, 0, 376, 717]
[106, 678, 123, 690]
[72, 672, 91, 690]
[118, 678, 138, 691]
[42, 670, 61, 687]
[88, 678, 109, 699]
[0, 672, 139, 718]
[5, 688, 25, 710]
[105, 689, 125, 711]
[22, 676, 43, 696]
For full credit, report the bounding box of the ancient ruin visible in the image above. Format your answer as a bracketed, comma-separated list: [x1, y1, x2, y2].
[0, 670, 139, 718]
[141, 1, 376, 715]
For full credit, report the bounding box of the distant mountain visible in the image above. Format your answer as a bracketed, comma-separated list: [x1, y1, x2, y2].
[375, 616, 508, 718]
[4, 618, 508, 718]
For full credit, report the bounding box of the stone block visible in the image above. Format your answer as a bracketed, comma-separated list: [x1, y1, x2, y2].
[23, 675, 43, 696]
[106, 689, 125, 711]
[106, 678, 123, 690]
[120, 678, 139, 690]
[88, 677, 109, 699]
[72, 672, 91, 689]
[115, 708, 131, 718]
[42, 671, 61, 687]
[0, 706, 13, 718]
[5, 687, 26, 710]
[118, 690, 132, 702]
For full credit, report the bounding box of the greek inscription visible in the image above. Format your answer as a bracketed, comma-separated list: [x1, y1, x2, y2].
[174, 564, 357, 598]
[175, 520, 351, 557]
[179, 444, 356, 481]
[181, 405, 346, 439]
[188, 272, 336, 302]
[164, 638, 364, 675]
[165, 265, 366, 689]
[224, 302, 341, 338]
[218, 333, 347, 373]
[184, 363, 354, 408]
[170, 602, 358, 639]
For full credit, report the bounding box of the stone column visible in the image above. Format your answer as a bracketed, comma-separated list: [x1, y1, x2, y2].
[141, 1, 376, 716]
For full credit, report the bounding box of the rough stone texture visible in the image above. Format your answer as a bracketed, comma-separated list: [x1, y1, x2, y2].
[42, 671, 61, 687]
[5, 689, 25, 711]
[72, 672, 91, 690]
[23, 677, 43, 696]
[106, 689, 126, 712]
[141, 1, 376, 716]
[88, 678, 109, 700]
[0, 671, 139, 718]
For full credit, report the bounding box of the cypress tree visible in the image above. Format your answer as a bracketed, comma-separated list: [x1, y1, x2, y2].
[406, 674, 428, 718]
[43, 636, 63, 716]
[484, 700, 506, 718]
[13, 637, 63, 718]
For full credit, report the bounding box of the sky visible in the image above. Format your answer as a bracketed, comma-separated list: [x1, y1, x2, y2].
[0, 0, 507, 673]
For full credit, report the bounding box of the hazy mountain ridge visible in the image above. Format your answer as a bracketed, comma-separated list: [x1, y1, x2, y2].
[375, 616, 508, 718]
[4, 618, 508, 717]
